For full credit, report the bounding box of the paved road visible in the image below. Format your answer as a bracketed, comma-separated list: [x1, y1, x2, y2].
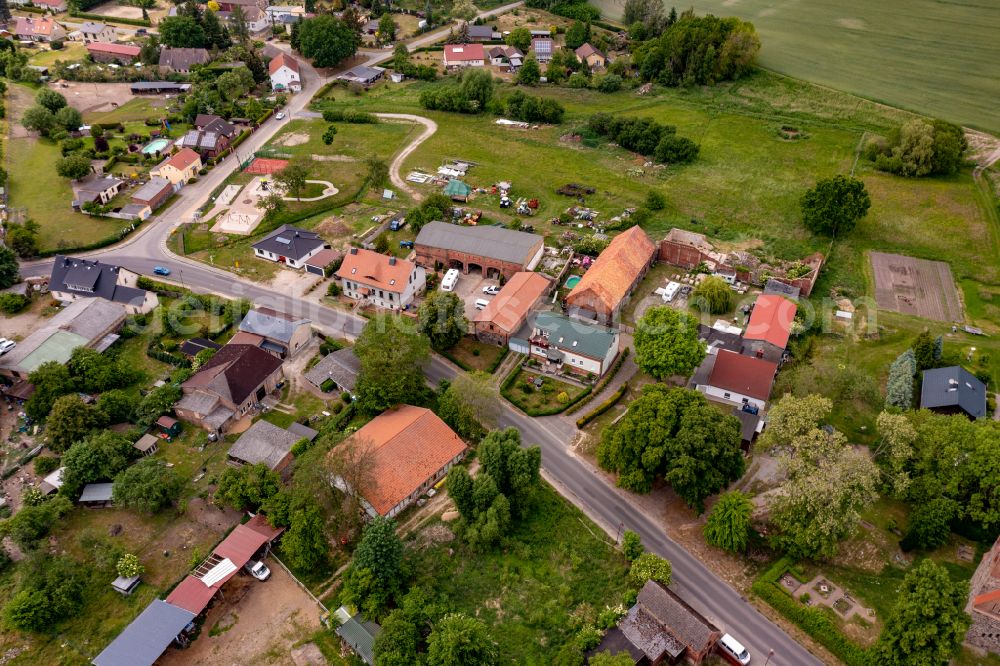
[18, 16, 823, 665]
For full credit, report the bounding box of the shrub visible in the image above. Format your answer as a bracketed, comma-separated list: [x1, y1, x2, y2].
[33, 456, 60, 476]
[0, 293, 29, 315]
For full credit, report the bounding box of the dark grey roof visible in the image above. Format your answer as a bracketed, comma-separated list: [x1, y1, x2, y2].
[74, 175, 122, 195]
[467, 25, 494, 39]
[79, 482, 114, 502]
[93, 599, 194, 666]
[287, 421, 318, 441]
[252, 224, 326, 262]
[732, 408, 760, 443]
[338, 64, 385, 83]
[120, 204, 150, 218]
[158, 47, 210, 71]
[180, 337, 221, 357]
[335, 614, 380, 665]
[132, 177, 172, 202]
[304, 347, 360, 391]
[587, 626, 644, 664]
[49, 255, 152, 309]
[239, 307, 310, 344]
[763, 278, 800, 299]
[697, 324, 742, 354]
[920, 366, 987, 418]
[80, 21, 107, 33]
[228, 419, 299, 469]
[415, 221, 542, 266]
[131, 81, 191, 92]
[517, 311, 618, 361]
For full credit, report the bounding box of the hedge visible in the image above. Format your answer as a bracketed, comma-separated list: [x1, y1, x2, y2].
[440, 349, 472, 373]
[751, 558, 870, 666]
[19, 5, 48, 14]
[69, 10, 151, 26]
[575, 383, 627, 428]
[565, 347, 630, 415]
[147, 343, 192, 368]
[486, 346, 510, 374]
[330, 402, 356, 431]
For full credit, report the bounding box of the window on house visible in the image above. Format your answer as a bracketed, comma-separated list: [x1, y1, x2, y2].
[723, 392, 731, 399]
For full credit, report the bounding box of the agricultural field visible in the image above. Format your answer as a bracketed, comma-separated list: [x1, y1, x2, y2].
[591, 0, 1000, 133]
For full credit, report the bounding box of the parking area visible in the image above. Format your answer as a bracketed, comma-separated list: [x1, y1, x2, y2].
[449, 269, 501, 320]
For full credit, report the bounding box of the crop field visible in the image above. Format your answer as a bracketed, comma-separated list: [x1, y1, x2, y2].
[591, 0, 1000, 133]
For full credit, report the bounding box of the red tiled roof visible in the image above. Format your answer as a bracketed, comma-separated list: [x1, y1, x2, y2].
[304, 248, 343, 269]
[339, 405, 468, 516]
[165, 576, 218, 615]
[472, 271, 550, 334]
[744, 294, 797, 349]
[269, 52, 300, 75]
[575, 43, 605, 60]
[974, 588, 1000, 610]
[707, 350, 777, 401]
[86, 42, 141, 57]
[160, 147, 201, 173]
[444, 43, 485, 62]
[336, 248, 415, 294]
[243, 513, 284, 541]
[566, 226, 656, 314]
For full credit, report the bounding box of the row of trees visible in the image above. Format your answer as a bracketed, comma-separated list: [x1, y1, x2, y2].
[21, 89, 82, 139]
[159, 0, 232, 50]
[867, 119, 967, 178]
[588, 113, 699, 165]
[418, 69, 568, 123]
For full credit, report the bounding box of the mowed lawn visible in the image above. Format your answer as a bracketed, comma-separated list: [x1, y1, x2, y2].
[6, 135, 134, 251]
[589, 0, 1000, 133]
[331, 78, 995, 299]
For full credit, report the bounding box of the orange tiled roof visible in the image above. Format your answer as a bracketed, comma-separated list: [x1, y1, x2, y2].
[566, 226, 656, 314]
[161, 147, 201, 172]
[472, 272, 550, 334]
[336, 248, 415, 293]
[269, 52, 300, 75]
[744, 294, 797, 350]
[339, 405, 467, 516]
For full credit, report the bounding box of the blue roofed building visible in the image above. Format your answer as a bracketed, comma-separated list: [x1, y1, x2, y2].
[920, 366, 988, 419]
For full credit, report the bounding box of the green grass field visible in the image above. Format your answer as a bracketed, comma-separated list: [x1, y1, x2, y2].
[590, 0, 1000, 133]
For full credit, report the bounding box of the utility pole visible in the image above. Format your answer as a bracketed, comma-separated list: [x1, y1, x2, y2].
[764, 648, 774, 666]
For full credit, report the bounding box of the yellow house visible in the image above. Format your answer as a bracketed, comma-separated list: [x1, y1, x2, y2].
[575, 43, 607, 71]
[151, 148, 203, 185]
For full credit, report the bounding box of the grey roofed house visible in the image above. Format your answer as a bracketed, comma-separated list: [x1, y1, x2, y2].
[304, 347, 360, 392]
[252, 224, 326, 262]
[131, 176, 173, 200]
[467, 24, 496, 40]
[73, 175, 122, 203]
[79, 482, 114, 504]
[763, 278, 801, 300]
[334, 606, 381, 665]
[195, 114, 237, 135]
[93, 599, 195, 666]
[336, 64, 385, 85]
[119, 203, 150, 219]
[239, 308, 310, 344]
[415, 221, 543, 265]
[80, 21, 107, 34]
[227, 419, 299, 470]
[49, 255, 152, 310]
[158, 47, 211, 72]
[920, 366, 988, 419]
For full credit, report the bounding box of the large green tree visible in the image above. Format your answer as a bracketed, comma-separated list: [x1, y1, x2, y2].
[280, 502, 329, 570]
[703, 491, 753, 553]
[159, 16, 206, 48]
[597, 386, 744, 509]
[426, 613, 498, 666]
[0, 496, 72, 550]
[690, 275, 733, 314]
[633, 307, 704, 380]
[800, 175, 871, 238]
[343, 516, 405, 616]
[61, 431, 136, 498]
[55, 155, 91, 180]
[628, 552, 672, 587]
[297, 15, 360, 68]
[437, 372, 499, 440]
[45, 394, 107, 454]
[477, 427, 541, 519]
[3, 554, 85, 632]
[214, 463, 281, 511]
[354, 314, 430, 412]
[0, 246, 20, 289]
[870, 559, 970, 666]
[36, 88, 66, 112]
[112, 459, 183, 513]
[274, 159, 310, 201]
[25, 361, 74, 420]
[417, 290, 467, 350]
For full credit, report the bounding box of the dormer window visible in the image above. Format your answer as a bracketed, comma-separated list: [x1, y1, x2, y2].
[351, 268, 357, 274]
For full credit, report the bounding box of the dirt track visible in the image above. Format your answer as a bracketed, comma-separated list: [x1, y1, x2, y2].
[375, 113, 437, 202]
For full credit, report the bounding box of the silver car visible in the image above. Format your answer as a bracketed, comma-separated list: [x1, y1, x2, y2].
[245, 559, 271, 581]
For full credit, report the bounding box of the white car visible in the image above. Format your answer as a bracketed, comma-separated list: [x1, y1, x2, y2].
[718, 634, 751, 665]
[482, 285, 501, 295]
[0, 339, 15, 355]
[246, 559, 271, 581]
[275, 112, 286, 120]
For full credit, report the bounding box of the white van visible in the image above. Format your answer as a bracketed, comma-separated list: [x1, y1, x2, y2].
[440, 268, 460, 292]
[718, 634, 751, 665]
[474, 299, 490, 310]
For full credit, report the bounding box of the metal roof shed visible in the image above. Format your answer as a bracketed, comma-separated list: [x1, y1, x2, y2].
[79, 482, 114, 506]
[92, 599, 194, 666]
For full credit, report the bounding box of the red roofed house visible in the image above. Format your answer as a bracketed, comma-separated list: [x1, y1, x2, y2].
[336, 247, 426, 310]
[742, 294, 797, 362]
[15, 17, 66, 42]
[333, 405, 468, 518]
[151, 148, 202, 186]
[565, 226, 657, 324]
[472, 271, 551, 345]
[967, 536, 1000, 654]
[443, 43, 485, 68]
[269, 52, 301, 92]
[695, 349, 777, 411]
[575, 43, 606, 70]
[87, 42, 141, 65]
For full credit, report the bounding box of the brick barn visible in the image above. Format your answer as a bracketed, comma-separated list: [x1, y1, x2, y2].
[414, 221, 544, 280]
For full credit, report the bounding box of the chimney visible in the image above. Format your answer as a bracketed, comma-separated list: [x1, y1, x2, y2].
[389, 257, 397, 266]
[350, 248, 358, 255]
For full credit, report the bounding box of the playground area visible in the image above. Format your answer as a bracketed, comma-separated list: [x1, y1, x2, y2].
[207, 175, 338, 235]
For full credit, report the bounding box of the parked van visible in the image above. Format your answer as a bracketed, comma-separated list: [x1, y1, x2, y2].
[440, 269, 460, 292]
[474, 299, 490, 310]
[718, 634, 751, 665]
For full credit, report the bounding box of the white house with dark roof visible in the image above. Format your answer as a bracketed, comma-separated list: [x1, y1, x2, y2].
[72, 175, 122, 207]
[237, 307, 312, 358]
[251, 224, 328, 268]
[48, 255, 158, 314]
[79, 21, 114, 43]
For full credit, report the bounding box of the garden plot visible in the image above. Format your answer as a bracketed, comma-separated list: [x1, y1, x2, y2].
[870, 251, 963, 322]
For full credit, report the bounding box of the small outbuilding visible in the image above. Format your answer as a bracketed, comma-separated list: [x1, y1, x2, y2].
[133, 433, 160, 457]
[111, 574, 142, 596]
[304, 347, 360, 393]
[156, 415, 182, 437]
[227, 419, 300, 472]
[79, 482, 114, 507]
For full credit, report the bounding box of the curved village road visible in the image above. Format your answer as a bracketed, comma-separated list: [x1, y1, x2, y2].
[19, 14, 821, 666]
[376, 113, 438, 201]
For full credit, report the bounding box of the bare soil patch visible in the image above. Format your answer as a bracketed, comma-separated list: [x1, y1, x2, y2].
[870, 251, 963, 322]
[84, 1, 144, 19]
[55, 81, 137, 115]
[276, 131, 310, 147]
[160, 560, 322, 666]
[7, 84, 36, 138]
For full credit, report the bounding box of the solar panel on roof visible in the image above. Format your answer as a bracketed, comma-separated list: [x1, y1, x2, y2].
[276, 236, 291, 244]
